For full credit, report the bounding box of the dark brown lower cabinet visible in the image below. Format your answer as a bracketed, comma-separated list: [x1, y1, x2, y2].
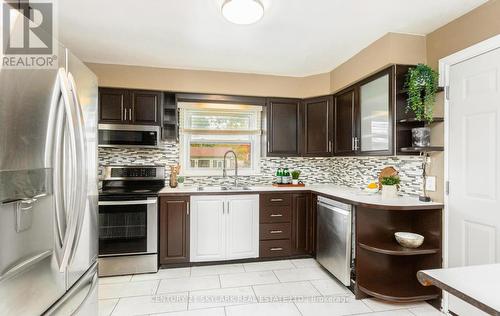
[291, 193, 312, 255]
[159, 196, 190, 265]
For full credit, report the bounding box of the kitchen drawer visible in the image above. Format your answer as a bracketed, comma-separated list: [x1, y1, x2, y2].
[260, 193, 292, 207]
[260, 206, 291, 223]
[260, 223, 291, 240]
[260, 240, 291, 258]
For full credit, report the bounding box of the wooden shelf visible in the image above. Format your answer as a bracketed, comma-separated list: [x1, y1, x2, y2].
[400, 146, 444, 153]
[358, 281, 440, 303]
[398, 117, 444, 124]
[358, 241, 439, 256]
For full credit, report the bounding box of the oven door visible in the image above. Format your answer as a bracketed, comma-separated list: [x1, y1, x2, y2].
[98, 124, 159, 148]
[98, 196, 157, 256]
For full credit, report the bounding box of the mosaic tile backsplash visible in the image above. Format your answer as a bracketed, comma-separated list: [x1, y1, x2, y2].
[99, 142, 424, 196]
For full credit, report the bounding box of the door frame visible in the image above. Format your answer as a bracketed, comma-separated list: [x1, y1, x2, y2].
[439, 34, 500, 314]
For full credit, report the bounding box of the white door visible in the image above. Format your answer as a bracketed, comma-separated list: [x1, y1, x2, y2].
[190, 196, 226, 262]
[226, 195, 259, 260]
[448, 47, 500, 315]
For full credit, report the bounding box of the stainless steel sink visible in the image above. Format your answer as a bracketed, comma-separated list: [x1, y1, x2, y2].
[196, 186, 252, 191]
[221, 186, 252, 191]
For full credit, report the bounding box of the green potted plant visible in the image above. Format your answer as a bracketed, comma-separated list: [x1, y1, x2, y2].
[177, 176, 185, 188]
[380, 176, 400, 199]
[291, 170, 301, 185]
[404, 64, 439, 147]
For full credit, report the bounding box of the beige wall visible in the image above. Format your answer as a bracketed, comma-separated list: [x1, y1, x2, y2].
[329, 33, 427, 93]
[426, 0, 500, 69]
[86, 63, 331, 99]
[424, 0, 500, 202]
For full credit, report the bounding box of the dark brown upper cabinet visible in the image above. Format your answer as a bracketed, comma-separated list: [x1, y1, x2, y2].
[99, 88, 161, 126]
[302, 96, 334, 157]
[356, 68, 394, 156]
[159, 196, 190, 265]
[266, 98, 301, 157]
[99, 88, 129, 124]
[131, 90, 161, 125]
[334, 88, 356, 156]
[333, 65, 408, 156]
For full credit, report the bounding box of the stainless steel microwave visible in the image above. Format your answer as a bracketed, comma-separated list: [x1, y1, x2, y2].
[98, 124, 160, 148]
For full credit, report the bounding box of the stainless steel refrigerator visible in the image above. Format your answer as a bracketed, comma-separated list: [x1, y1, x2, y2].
[0, 15, 98, 315]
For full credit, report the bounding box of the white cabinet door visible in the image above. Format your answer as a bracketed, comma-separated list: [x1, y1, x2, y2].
[190, 196, 226, 262]
[226, 195, 259, 260]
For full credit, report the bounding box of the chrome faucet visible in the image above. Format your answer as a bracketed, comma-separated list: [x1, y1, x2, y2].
[222, 150, 238, 188]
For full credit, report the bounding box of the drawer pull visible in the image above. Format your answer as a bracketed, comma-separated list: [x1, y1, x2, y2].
[270, 230, 283, 234]
[270, 247, 283, 251]
[270, 198, 284, 202]
[270, 214, 283, 217]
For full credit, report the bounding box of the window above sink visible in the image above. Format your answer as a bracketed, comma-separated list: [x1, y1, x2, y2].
[179, 102, 262, 176]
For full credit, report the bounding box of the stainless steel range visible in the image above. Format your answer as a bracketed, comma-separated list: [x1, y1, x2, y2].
[98, 165, 165, 276]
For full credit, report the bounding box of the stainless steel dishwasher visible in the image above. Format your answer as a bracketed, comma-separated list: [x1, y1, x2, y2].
[316, 196, 352, 286]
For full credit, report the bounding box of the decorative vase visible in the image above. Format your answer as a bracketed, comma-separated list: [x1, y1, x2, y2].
[169, 164, 180, 188]
[292, 179, 299, 185]
[412, 127, 431, 147]
[381, 185, 398, 199]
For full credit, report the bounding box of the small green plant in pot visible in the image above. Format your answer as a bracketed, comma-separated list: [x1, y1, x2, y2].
[291, 170, 301, 185]
[380, 176, 400, 199]
[404, 64, 439, 147]
[177, 176, 185, 188]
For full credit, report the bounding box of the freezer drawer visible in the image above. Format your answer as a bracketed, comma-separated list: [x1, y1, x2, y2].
[316, 197, 352, 286]
[44, 262, 98, 316]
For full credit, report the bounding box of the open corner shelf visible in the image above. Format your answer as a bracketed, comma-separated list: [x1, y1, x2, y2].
[400, 146, 444, 153]
[358, 281, 440, 303]
[358, 241, 439, 256]
[398, 117, 444, 124]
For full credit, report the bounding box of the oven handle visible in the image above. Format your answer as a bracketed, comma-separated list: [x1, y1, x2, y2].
[98, 200, 157, 206]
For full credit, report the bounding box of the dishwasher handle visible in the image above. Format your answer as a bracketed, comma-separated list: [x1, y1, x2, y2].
[317, 201, 351, 216]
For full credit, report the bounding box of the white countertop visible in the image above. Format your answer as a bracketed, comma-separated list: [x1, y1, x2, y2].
[160, 184, 443, 209]
[418, 264, 500, 315]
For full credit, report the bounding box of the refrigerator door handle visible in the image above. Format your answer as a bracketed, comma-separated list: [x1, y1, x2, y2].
[49, 68, 82, 272]
[66, 72, 88, 265]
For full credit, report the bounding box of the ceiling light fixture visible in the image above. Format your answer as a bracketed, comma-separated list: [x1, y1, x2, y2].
[222, 0, 264, 25]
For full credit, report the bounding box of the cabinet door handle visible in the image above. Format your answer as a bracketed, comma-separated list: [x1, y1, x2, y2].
[222, 201, 225, 214]
[226, 201, 230, 214]
[351, 137, 354, 151]
[129, 108, 132, 121]
[121, 105, 124, 121]
[354, 137, 359, 150]
[267, 141, 270, 153]
[270, 247, 283, 251]
[270, 198, 283, 202]
[124, 108, 127, 121]
[270, 230, 283, 234]
[186, 202, 190, 216]
[270, 214, 283, 217]
[328, 140, 332, 152]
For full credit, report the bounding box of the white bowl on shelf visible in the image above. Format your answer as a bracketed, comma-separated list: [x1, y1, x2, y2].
[394, 232, 424, 248]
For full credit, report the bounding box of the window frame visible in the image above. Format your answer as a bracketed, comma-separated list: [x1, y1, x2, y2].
[179, 103, 262, 177]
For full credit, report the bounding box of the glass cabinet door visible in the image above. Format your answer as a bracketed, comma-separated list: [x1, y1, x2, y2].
[359, 73, 390, 153]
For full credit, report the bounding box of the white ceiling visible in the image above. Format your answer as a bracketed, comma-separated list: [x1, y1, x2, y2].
[58, 0, 487, 77]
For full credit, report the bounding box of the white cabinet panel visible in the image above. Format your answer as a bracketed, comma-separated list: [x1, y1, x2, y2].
[190, 197, 226, 262]
[190, 195, 259, 262]
[226, 196, 259, 260]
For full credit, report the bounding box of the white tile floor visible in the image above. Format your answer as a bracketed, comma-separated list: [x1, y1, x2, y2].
[98, 258, 445, 316]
